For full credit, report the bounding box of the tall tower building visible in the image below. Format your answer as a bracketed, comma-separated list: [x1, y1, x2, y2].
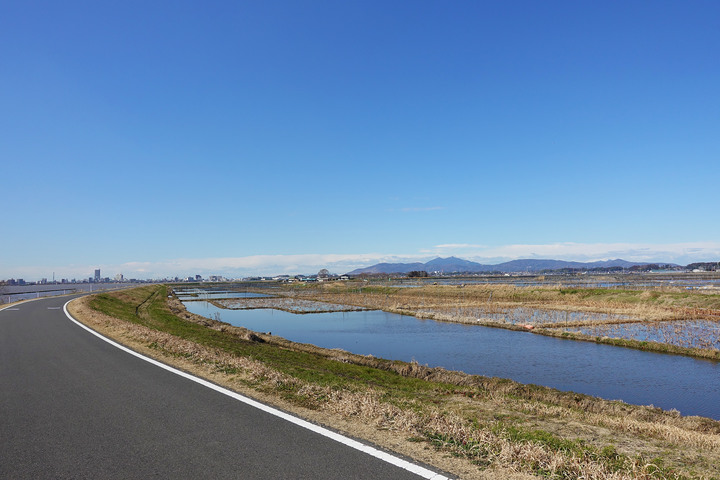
[94, 269, 101, 282]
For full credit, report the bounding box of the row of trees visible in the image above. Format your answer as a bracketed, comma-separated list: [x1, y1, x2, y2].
[407, 270, 429, 278]
[687, 262, 720, 271]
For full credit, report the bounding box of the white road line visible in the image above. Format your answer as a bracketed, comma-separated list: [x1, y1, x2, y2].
[48, 307, 62, 310]
[1, 298, 37, 311]
[62, 300, 450, 480]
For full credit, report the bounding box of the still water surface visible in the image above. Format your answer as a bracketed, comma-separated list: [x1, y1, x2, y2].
[185, 301, 720, 420]
[176, 292, 272, 300]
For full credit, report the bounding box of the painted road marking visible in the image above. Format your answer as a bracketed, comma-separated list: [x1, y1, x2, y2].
[63, 301, 450, 480]
[48, 307, 62, 310]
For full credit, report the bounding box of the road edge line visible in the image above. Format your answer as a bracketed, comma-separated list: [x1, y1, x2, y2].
[63, 300, 450, 480]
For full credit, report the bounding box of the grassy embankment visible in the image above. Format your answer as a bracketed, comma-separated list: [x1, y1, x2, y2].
[274, 282, 720, 361]
[69, 285, 720, 480]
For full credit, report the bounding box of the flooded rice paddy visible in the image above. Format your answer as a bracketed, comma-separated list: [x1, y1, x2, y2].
[183, 294, 720, 420]
[414, 305, 630, 326]
[175, 289, 271, 300]
[569, 320, 720, 351]
[215, 297, 367, 313]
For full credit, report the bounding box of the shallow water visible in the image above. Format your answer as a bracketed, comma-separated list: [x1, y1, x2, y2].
[185, 301, 720, 419]
[570, 320, 720, 350]
[421, 306, 630, 325]
[175, 291, 272, 300]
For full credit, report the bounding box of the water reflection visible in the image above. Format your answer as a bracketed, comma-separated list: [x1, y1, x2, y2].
[185, 301, 720, 420]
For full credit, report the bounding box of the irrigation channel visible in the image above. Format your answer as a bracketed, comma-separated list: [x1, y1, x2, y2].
[180, 291, 720, 420]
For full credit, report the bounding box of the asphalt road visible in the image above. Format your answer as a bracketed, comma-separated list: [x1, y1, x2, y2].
[1, 296, 448, 479]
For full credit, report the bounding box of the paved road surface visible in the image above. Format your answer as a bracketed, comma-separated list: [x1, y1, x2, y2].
[1, 296, 448, 479]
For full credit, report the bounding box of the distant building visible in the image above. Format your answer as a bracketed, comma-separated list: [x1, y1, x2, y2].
[94, 269, 101, 282]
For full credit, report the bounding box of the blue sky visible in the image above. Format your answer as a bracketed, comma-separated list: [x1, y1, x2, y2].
[2, 1, 719, 280]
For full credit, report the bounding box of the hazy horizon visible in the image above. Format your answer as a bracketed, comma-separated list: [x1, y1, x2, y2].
[4, 242, 720, 282]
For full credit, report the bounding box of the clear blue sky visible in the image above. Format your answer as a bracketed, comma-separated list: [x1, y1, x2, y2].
[2, 1, 719, 280]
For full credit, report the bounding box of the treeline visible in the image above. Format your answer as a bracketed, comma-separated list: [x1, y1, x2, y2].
[627, 264, 679, 272]
[407, 270, 429, 277]
[687, 262, 720, 271]
[351, 262, 719, 279]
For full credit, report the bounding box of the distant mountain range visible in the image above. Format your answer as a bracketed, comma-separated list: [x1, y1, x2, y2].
[346, 257, 650, 275]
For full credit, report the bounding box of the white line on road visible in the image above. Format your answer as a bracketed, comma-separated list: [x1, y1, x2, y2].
[63, 300, 450, 480]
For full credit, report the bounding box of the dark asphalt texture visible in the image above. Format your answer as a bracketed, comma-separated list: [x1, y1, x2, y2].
[1, 296, 440, 479]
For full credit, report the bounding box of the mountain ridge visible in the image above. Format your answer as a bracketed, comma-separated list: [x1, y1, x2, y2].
[346, 257, 655, 275]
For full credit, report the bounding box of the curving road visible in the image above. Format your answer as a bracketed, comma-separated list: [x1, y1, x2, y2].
[1, 296, 449, 479]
